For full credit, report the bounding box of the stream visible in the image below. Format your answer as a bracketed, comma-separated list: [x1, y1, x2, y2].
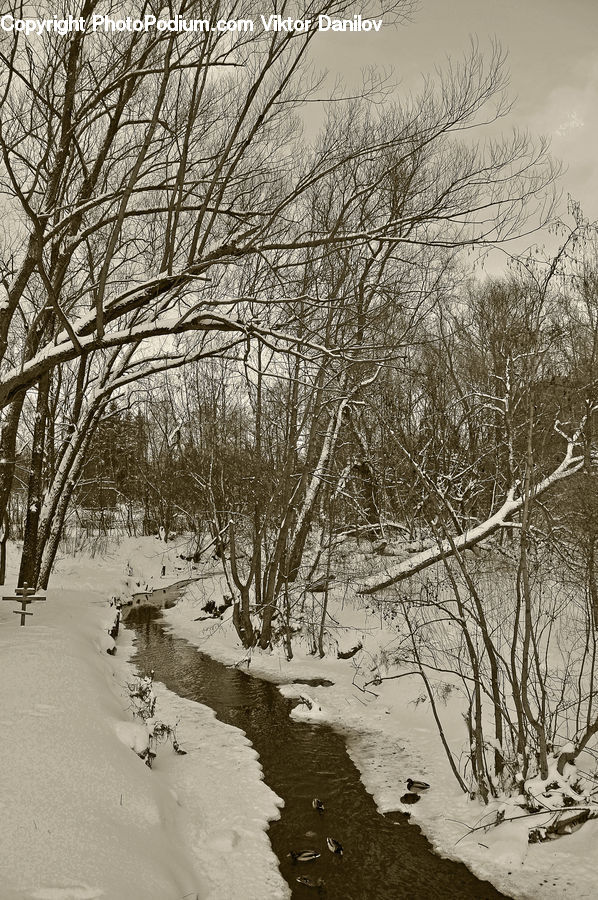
[125, 594, 512, 900]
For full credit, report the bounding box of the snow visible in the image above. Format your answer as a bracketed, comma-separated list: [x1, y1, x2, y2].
[279, 686, 325, 721]
[146, 538, 598, 900]
[4, 532, 598, 900]
[0, 541, 287, 900]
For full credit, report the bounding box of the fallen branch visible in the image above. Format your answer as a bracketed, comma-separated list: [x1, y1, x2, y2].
[359, 434, 585, 594]
[454, 804, 598, 846]
[528, 807, 597, 843]
[337, 641, 363, 660]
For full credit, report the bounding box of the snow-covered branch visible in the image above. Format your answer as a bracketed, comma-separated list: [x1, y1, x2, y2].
[358, 435, 586, 594]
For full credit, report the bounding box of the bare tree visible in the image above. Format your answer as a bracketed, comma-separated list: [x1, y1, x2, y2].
[0, 3, 557, 585]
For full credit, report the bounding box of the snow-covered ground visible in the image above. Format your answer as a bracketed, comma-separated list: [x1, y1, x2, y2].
[0, 541, 287, 900]
[139, 537, 598, 900]
[3, 533, 598, 900]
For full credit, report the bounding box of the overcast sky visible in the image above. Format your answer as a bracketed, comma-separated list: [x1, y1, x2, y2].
[315, 0, 598, 222]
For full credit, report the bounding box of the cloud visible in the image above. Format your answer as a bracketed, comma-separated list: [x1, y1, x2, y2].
[523, 55, 598, 216]
[554, 110, 585, 138]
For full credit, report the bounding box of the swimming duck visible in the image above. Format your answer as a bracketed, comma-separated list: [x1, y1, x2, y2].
[326, 836, 343, 855]
[406, 778, 430, 792]
[312, 798, 325, 812]
[296, 876, 325, 889]
[400, 792, 420, 804]
[288, 850, 321, 863]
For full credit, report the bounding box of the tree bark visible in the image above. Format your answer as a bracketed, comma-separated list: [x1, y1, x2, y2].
[19, 374, 50, 586]
[0, 396, 26, 537]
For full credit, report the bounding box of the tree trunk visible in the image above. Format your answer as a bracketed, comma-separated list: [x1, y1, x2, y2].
[34, 401, 104, 584]
[19, 374, 50, 586]
[37, 413, 101, 589]
[228, 525, 256, 648]
[348, 410, 383, 538]
[0, 396, 26, 534]
[0, 512, 8, 585]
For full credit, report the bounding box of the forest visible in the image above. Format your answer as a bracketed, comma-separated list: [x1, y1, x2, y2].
[2, 2, 598, 896]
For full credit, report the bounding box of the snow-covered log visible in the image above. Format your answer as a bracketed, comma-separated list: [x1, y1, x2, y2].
[528, 807, 598, 843]
[358, 436, 585, 594]
[337, 641, 363, 660]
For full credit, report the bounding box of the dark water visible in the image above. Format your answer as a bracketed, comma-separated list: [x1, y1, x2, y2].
[126, 602, 512, 900]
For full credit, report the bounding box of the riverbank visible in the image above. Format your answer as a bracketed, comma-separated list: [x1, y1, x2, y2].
[0, 542, 288, 900]
[3, 534, 598, 899]
[128, 601, 511, 900]
[140, 541, 598, 900]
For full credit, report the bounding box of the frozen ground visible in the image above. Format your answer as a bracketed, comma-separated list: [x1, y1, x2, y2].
[139, 536, 598, 900]
[3, 533, 598, 900]
[0, 540, 287, 900]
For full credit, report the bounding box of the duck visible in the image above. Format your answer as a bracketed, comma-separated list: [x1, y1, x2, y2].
[406, 778, 430, 792]
[312, 798, 325, 812]
[288, 850, 321, 863]
[326, 836, 343, 855]
[400, 792, 421, 804]
[296, 876, 325, 889]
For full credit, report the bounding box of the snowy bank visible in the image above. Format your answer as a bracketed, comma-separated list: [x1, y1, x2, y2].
[157, 550, 598, 900]
[0, 543, 288, 900]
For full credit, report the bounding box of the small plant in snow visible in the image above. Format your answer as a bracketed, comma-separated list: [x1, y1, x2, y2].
[126, 671, 186, 767]
[435, 682, 454, 704]
[127, 672, 157, 721]
[149, 720, 187, 757]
